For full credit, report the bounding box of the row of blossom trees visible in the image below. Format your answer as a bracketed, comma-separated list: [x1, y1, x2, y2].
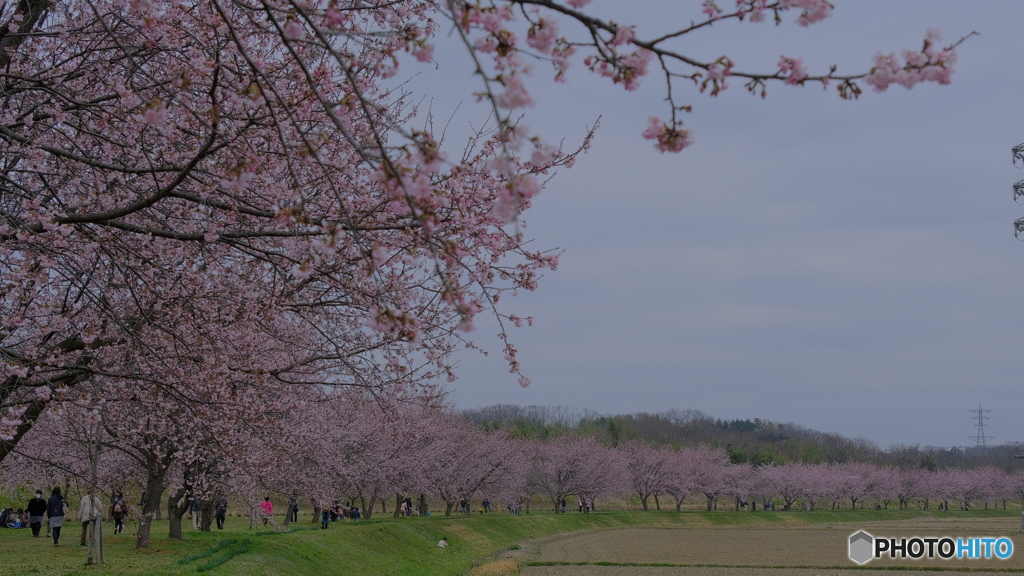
[4, 390, 1023, 550]
[0, 0, 970, 552]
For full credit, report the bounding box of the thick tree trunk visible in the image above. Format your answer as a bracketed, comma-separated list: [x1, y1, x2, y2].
[654, 494, 660, 511]
[135, 468, 168, 549]
[201, 500, 214, 532]
[166, 487, 190, 540]
[155, 495, 164, 521]
[640, 494, 648, 511]
[393, 494, 403, 518]
[418, 494, 428, 517]
[359, 495, 376, 520]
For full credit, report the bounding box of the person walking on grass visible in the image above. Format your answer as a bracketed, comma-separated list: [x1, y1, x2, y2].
[110, 493, 126, 534]
[79, 492, 103, 546]
[27, 490, 46, 538]
[47, 487, 67, 547]
[215, 496, 227, 530]
[190, 495, 201, 530]
[259, 497, 273, 526]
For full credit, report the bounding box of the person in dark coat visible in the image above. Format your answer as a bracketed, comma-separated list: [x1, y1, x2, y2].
[46, 487, 67, 547]
[288, 496, 299, 523]
[110, 492, 126, 534]
[214, 496, 227, 530]
[27, 490, 47, 537]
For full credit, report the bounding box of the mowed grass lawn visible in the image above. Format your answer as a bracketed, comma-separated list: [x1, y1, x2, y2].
[0, 508, 1019, 575]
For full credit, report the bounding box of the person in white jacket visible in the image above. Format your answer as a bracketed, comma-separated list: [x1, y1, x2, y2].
[79, 494, 103, 546]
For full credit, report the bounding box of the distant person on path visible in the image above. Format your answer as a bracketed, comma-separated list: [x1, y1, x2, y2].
[79, 492, 103, 546]
[111, 492, 126, 534]
[47, 487, 67, 547]
[288, 497, 299, 523]
[259, 497, 273, 525]
[215, 496, 228, 530]
[320, 503, 330, 529]
[27, 490, 46, 537]
[482, 499, 490, 514]
[190, 495, 202, 530]
[560, 499, 566, 513]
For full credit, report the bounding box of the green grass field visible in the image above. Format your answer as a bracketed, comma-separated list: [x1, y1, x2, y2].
[0, 508, 1018, 575]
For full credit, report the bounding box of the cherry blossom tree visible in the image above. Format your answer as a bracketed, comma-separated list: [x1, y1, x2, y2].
[1009, 471, 1024, 533]
[678, 445, 731, 511]
[1, 0, 971, 473]
[529, 434, 621, 512]
[619, 440, 669, 511]
[799, 463, 834, 511]
[863, 465, 898, 510]
[662, 448, 694, 512]
[0, 0, 576, 467]
[418, 410, 522, 515]
[759, 463, 807, 511]
[894, 467, 928, 510]
[833, 462, 875, 510]
[722, 462, 754, 511]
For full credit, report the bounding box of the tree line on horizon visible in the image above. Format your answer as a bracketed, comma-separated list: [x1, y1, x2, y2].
[461, 404, 1022, 471]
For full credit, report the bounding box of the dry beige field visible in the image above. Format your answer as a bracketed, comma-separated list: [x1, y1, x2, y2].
[521, 517, 1024, 576]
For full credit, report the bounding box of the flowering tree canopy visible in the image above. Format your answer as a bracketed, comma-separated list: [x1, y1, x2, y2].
[1, 0, 967, 478]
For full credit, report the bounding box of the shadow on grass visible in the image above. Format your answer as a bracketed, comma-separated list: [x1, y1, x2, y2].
[176, 538, 252, 572]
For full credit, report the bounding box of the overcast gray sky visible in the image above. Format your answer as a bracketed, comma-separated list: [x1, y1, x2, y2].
[410, 1, 1024, 449]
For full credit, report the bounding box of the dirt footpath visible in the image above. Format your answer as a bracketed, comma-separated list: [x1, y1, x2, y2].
[521, 517, 1024, 575]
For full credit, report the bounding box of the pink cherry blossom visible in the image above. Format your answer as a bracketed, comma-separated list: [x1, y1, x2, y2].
[642, 117, 694, 153]
[777, 55, 808, 85]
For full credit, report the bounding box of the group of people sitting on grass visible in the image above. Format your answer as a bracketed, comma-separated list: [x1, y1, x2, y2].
[0, 507, 28, 528]
[319, 501, 361, 529]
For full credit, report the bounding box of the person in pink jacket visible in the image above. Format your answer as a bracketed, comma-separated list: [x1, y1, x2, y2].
[259, 497, 273, 526]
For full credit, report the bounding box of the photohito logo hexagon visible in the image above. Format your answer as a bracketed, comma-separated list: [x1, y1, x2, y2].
[849, 530, 874, 564]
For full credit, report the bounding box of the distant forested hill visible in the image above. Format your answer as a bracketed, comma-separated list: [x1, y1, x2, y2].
[460, 404, 1021, 470]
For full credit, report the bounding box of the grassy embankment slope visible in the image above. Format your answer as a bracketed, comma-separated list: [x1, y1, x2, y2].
[1, 509, 1018, 575]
